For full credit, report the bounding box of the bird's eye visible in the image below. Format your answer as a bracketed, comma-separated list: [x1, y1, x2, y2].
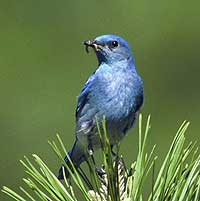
[111, 40, 118, 48]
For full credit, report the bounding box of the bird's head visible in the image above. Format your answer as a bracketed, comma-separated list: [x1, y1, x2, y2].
[84, 34, 134, 65]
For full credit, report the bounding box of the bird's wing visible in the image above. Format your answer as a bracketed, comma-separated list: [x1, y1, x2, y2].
[75, 72, 96, 121]
[75, 72, 99, 137]
[135, 87, 144, 112]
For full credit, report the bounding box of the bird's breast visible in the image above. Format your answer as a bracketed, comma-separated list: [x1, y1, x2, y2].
[98, 70, 137, 118]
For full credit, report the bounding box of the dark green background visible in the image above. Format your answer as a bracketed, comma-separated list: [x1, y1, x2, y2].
[0, 0, 199, 200]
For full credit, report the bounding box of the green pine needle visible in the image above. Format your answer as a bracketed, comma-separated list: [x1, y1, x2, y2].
[2, 114, 200, 201]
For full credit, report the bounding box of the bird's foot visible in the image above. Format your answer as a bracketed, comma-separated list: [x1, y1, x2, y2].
[95, 166, 106, 178]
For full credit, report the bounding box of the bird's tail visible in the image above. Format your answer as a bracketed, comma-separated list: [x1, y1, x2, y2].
[58, 140, 85, 180]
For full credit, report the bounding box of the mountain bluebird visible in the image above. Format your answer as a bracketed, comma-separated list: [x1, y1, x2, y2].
[58, 34, 144, 179]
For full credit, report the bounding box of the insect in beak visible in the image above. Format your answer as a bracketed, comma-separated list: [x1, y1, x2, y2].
[83, 40, 102, 53]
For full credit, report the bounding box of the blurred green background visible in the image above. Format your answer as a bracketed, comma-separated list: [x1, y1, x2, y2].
[0, 0, 199, 200]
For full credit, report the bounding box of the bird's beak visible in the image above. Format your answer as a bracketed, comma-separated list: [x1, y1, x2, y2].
[83, 39, 103, 53]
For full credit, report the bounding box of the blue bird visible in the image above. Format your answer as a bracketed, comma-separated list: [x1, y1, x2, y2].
[58, 34, 144, 179]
